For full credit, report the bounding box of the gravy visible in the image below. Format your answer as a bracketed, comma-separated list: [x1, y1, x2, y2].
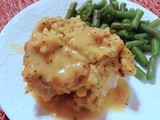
[35, 78, 130, 120]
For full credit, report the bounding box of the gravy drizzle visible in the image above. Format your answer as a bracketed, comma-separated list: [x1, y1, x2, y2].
[34, 78, 130, 120]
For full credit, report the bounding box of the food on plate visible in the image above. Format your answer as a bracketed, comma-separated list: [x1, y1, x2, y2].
[22, 16, 136, 112]
[66, 0, 160, 81]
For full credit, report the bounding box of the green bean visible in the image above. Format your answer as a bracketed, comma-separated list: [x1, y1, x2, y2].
[129, 8, 135, 12]
[151, 38, 160, 56]
[101, 6, 107, 14]
[125, 31, 134, 39]
[140, 23, 159, 37]
[101, 5, 117, 19]
[138, 44, 151, 53]
[106, 5, 117, 15]
[133, 33, 149, 39]
[77, 0, 92, 14]
[111, 30, 117, 34]
[125, 8, 128, 11]
[110, 1, 119, 10]
[102, 15, 115, 23]
[126, 40, 145, 49]
[92, 10, 101, 27]
[85, 21, 91, 26]
[100, 23, 109, 29]
[143, 39, 149, 44]
[97, 0, 107, 9]
[122, 19, 131, 23]
[140, 20, 151, 25]
[87, 4, 98, 17]
[120, 2, 127, 11]
[146, 56, 158, 80]
[110, 22, 133, 30]
[131, 46, 148, 66]
[116, 11, 137, 19]
[81, 14, 91, 22]
[117, 30, 129, 37]
[149, 18, 160, 28]
[85, 3, 92, 9]
[135, 65, 146, 80]
[65, 2, 77, 19]
[101, 12, 108, 20]
[109, 0, 117, 3]
[81, 9, 88, 15]
[132, 9, 144, 29]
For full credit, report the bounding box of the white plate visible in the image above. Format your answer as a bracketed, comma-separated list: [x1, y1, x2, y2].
[0, 0, 160, 120]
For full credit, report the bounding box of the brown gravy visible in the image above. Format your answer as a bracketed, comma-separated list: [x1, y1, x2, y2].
[35, 78, 130, 120]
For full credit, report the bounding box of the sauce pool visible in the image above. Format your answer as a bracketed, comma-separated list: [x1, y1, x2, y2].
[34, 78, 130, 120]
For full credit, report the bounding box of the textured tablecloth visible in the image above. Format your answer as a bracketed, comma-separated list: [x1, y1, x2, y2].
[0, 0, 160, 119]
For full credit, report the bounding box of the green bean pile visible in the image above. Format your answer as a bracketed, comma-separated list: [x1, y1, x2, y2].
[65, 0, 160, 81]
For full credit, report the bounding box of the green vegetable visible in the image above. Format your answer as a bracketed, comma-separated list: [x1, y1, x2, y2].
[133, 33, 148, 39]
[101, 5, 117, 19]
[138, 44, 151, 53]
[132, 9, 144, 29]
[116, 11, 137, 19]
[92, 10, 101, 27]
[146, 56, 158, 80]
[129, 8, 135, 12]
[100, 23, 109, 29]
[149, 18, 160, 28]
[110, 30, 117, 34]
[81, 9, 88, 15]
[117, 30, 129, 37]
[110, 22, 133, 30]
[81, 14, 91, 22]
[102, 15, 115, 23]
[65, 2, 77, 19]
[126, 40, 145, 49]
[122, 19, 131, 23]
[135, 65, 146, 80]
[110, 1, 119, 10]
[151, 38, 160, 56]
[143, 39, 149, 44]
[140, 23, 159, 38]
[131, 47, 148, 66]
[97, 0, 107, 9]
[140, 20, 150, 25]
[120, 2, 127, 11]
[101, 6, 107, 13]
[85, 21, 91, 26]
[87, 4, 98, 17]
[77, 0, 92, 14]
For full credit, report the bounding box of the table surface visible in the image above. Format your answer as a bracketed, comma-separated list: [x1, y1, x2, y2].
[0, 0, 160, 119]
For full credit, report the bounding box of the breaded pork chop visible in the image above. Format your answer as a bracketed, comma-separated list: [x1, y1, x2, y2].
[22, 16, 136, 111]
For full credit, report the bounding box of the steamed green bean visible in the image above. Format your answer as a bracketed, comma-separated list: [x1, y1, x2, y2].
[65, 2, 77, 19]
[135, 65, 146, 80]
[131, 47, 148, 66]
[146, 56, 158, 80]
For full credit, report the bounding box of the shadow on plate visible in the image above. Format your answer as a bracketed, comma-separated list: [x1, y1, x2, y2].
[128, 86, 140, 111]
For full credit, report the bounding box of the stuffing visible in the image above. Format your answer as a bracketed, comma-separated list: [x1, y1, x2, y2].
[22, 16, 136, 111]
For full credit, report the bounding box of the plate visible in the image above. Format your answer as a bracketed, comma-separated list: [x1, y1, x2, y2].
[0, 0, 160, 120]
